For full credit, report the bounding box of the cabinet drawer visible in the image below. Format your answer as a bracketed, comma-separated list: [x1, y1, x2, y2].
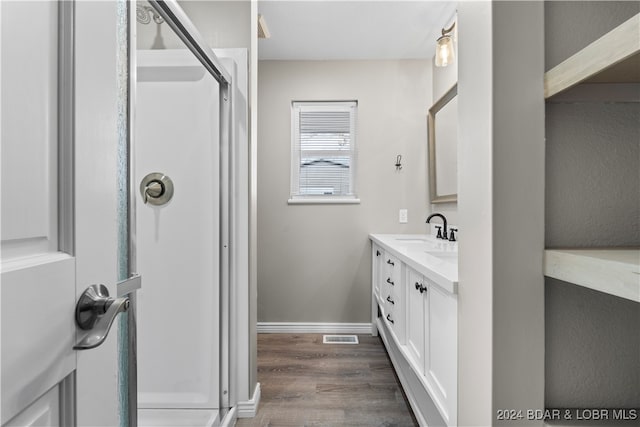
[382, 273, 397, 297]
[384, 254, 401, 283]
[384, 291, 398, 312]
[384, 302, 397, 329]
[381, 255, 398, 302]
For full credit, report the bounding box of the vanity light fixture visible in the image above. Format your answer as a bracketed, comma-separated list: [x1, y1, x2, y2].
[435, 22, 456, 67]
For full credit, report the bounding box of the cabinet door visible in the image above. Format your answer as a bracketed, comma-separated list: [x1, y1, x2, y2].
[406, 268, 426, 374]
[425, 284, 458, 425]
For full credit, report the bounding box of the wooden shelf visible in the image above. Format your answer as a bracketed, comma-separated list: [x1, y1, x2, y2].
[544, 13, 640, 99]
[544, 248, 640, 303]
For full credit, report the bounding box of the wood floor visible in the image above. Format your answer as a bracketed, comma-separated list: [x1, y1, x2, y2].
[235, 333, 418, 427]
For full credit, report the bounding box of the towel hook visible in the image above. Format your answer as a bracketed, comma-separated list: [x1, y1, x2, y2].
[395, 155, 402, 170]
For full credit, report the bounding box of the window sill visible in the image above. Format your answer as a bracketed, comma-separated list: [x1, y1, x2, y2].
[288, 198, 361, 205]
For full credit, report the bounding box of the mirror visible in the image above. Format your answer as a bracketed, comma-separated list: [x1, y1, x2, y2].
[428, 83, 458, 203]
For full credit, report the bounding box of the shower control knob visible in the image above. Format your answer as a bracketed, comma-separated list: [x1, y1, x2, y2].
[145, 180, 164, 199]
[140, 172, 174, 206]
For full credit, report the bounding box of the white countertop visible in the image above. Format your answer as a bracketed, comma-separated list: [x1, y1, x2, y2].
[370, 234, 458, 294]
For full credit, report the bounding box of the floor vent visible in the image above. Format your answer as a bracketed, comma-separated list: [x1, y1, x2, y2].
[323, 335, 359, 344]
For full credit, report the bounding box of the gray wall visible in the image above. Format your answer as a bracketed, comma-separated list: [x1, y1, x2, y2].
[545, 103, 640, 248]
[257, 59, 432, 323]
[544, 1, 639, 69]
[545, 279, 640, 407]
[544, 2, 640, 409]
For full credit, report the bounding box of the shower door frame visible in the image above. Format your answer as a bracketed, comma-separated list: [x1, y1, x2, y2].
[137, 0, 235, 418]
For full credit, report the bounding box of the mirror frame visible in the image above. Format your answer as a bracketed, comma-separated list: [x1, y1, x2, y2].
[428, 83, 458, 204]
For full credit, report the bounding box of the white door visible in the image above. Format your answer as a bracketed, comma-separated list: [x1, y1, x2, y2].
[1, 1, 128, 426]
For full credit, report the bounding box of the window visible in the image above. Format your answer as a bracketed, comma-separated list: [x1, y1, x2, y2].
[289, 101, 358, 204]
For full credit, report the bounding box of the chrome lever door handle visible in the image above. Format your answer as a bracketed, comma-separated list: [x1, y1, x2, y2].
[74, 284, 129, 350]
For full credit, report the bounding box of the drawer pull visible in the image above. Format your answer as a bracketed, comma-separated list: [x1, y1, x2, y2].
[386, 314, 395, 324]
[386, 259, 395, 266]
[386, 295, 395, 305]
[386, 278, 394, 286]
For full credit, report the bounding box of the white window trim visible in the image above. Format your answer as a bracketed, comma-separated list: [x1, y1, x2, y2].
[287, 197, 361, 205]
[290, 101, 359, 204]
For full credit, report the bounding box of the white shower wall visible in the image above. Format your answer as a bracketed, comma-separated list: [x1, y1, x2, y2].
[135, 50, 221, 414]
[135, 48, 250, 426]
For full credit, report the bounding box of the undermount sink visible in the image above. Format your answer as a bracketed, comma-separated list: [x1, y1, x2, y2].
[424, 251, 458, 262]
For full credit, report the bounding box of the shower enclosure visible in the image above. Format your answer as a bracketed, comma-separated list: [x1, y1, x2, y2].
[131, 2, 248, 426]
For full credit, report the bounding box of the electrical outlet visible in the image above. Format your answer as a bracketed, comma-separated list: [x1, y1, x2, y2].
[399, 209, 408, 224]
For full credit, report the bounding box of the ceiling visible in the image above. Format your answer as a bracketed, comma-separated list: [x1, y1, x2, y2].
[257, 1, 457, 61]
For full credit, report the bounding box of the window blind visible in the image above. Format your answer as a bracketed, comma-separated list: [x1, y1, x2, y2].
[291, 101, 357, 200]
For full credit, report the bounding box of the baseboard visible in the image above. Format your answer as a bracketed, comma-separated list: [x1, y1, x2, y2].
[236, 382, 261, 418]
[256, 322, 372, 334]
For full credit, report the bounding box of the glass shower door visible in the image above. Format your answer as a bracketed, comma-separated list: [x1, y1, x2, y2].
[131, 1, 233, 425]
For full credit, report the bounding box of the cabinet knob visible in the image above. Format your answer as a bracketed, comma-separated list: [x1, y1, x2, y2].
[386, 295, 395, 305]
[386, 314, 395, 324]
[419, 284, 427, 294]
[386, 278, 394, 286]
[376, 250, 381, 256]
[386, 259, 395, 266]
[415, 282, 420, 290]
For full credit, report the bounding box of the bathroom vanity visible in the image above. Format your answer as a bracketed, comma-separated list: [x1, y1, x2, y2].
[370, 234, 458, 427]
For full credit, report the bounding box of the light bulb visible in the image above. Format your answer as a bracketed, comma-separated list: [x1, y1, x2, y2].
[435, 35, 455, 67]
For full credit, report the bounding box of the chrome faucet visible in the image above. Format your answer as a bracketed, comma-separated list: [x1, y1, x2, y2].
[426, 213, 448, 240]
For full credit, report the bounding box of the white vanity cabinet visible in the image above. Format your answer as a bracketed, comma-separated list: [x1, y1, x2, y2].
[370, 234, 458, 427]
